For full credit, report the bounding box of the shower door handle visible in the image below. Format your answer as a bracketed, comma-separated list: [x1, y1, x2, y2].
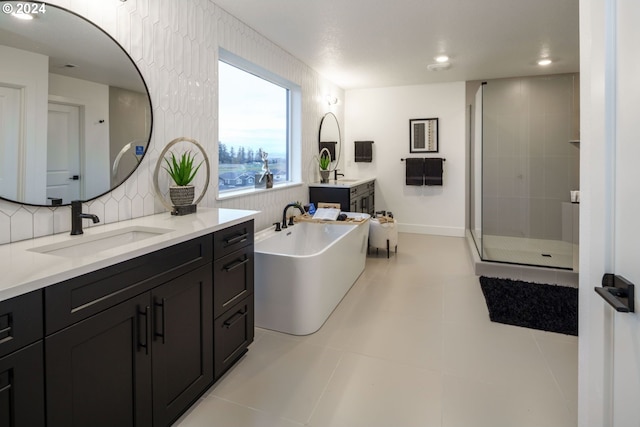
[595, 273, 635, 313]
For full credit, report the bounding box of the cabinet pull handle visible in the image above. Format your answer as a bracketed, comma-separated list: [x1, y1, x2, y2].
[224, 256, 249, 272]
[223, 309, 247, 329]
[154, 298, 166, 344]
[137, 305, 149, 355]
[225, 233, 248, 245]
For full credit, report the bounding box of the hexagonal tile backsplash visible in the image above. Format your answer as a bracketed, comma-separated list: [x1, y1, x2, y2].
[0, 0, 343, 244]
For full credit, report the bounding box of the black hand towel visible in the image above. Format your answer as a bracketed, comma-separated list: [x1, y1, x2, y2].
[319, 141, 337, 160]
[405, 158, 424, 186]
[354, 140, 373, 162]
[424, 157, 443, 186]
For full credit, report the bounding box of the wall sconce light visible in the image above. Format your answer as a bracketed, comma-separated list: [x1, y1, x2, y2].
[326, 95, 339, 105]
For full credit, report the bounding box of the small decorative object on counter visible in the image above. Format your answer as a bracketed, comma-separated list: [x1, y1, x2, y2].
[319, 147, 331, 183]
[255, 149, 273, 189]
[164, 151, 202, 209]
[153, 137, 211, 216]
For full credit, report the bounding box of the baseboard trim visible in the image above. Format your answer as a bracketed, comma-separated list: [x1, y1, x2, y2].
[397, 223, 465, 237]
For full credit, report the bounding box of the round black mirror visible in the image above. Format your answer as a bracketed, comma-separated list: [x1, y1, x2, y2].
[318, 112, 341, 170]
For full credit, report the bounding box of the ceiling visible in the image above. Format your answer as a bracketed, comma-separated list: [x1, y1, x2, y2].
[213, 0, 580, 90]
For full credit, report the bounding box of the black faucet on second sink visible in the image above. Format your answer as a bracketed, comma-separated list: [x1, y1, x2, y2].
[281, 202, 305, 229]
[71, 200, 100, 235]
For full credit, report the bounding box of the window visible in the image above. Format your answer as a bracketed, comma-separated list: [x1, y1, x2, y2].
[218, 50, 300, 195]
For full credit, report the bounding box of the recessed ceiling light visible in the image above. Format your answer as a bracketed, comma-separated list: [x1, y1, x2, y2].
[11, 12, 34, 20]
[435, 55, 449, 63]
[538, 58, 552, 66]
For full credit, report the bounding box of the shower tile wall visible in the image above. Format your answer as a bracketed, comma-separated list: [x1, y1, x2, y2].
[0, 0, 342, 245]
[482, 75, 579, 240]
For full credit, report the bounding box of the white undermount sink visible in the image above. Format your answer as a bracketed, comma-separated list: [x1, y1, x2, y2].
[29, 226, 174, 257]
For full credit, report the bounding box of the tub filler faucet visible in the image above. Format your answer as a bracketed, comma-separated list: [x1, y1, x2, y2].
[70, 200, 100, 235]
[282, 202, 305, 229]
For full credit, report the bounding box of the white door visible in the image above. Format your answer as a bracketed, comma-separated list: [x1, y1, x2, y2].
[580, 0, 640, 426]
[0, 86, 22, 200]
[47, 102, 81, 204]
[608, 0, 640, 424]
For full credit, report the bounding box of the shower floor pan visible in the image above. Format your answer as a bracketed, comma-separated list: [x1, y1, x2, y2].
[481, 235, 577, 270]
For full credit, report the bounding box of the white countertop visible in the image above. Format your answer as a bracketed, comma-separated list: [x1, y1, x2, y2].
[308, 177, 375, 188]
[0, 208, 259, 302]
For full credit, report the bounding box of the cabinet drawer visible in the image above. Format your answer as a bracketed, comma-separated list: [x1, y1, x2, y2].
[213, 247, 254, 318]
[0, 341, 45, 427]
[45, 235, 213, 335]
[214, 296, 254, 379]
[0, 290, 43, 358]
[213, 220, 254, 259]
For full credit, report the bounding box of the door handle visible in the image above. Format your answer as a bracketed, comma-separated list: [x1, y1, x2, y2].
[69, 175, 80, 180]
[223, 309, 247, 329]
[154, 298, 166, 344]
[224, 233, 248, 245]
[595, 274, 635, 313]
[137, 305, 150, 354]
[223, 256, 249, 272]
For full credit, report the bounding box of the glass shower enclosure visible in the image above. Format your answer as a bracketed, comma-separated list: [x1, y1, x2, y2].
[469, 74, 580, 270]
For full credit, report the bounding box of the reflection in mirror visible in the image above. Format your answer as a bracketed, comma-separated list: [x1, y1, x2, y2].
[0, 2, 152, 206]
[318, 112, 341, 170]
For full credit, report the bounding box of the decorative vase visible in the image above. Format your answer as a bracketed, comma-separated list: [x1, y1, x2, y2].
[169, 185, 195, 206]
[320, 170, 330, 183]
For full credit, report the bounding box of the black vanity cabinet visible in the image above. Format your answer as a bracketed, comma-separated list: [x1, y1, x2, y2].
[3, 219, 255, 427]
[0, 290, 45, 427]
[309, 179, 375, 216]
[45, 235, 214, 427]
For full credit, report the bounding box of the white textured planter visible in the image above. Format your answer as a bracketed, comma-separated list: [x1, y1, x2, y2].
[169, 185, 195, 206]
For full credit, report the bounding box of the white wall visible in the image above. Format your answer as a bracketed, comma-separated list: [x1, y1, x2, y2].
[344, 82, 466, 236]
[0, 0, 344, 244]
[48, 74, 110, 199]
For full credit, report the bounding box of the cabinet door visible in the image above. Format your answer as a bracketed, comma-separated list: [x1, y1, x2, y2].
[213, 247, 254, 318]
[214, 295, 254, 379]
[360, 194, 369, 214]
[151, 265, 213, 427]
[45, 293, 152, 427]
[0, 342, 45, 427]
[0, 290, 42, 358]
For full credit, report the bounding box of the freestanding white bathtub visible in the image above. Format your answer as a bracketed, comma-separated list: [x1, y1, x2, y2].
[254, 215, 370, 335]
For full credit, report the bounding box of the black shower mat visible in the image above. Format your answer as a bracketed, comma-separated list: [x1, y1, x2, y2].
[479, 276, 578, 336]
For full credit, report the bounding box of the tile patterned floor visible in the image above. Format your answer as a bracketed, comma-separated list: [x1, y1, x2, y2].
[175, 233, 578, 427]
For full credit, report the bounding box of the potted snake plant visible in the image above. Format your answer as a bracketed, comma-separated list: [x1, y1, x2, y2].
[163, 151, 203, 206]
[319, 148, 331, 183]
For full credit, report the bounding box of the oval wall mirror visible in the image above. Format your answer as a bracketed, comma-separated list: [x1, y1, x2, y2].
[318, 112, 341, 169]
[0, 2, 152, 206]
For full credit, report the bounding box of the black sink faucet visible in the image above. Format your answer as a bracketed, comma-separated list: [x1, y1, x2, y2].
[334, 169, 344, 180]
[281, 202, 305, 229]
[70, 200, 100, 235]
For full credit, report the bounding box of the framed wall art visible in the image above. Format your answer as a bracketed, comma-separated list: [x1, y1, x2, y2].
[409, 118, 438, 153]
